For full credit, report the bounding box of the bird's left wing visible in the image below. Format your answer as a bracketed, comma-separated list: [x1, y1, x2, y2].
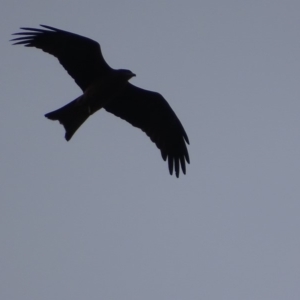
[104, 83, 190, 177]
[11, 25, 111, 91]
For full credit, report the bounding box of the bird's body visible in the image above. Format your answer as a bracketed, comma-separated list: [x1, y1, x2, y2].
[83, 71, 134, 108]
[46, 69, 136, 140]
[12, 25, 190, 177]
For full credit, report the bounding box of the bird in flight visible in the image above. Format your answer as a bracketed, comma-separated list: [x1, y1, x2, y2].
[11, 25, 190, 177]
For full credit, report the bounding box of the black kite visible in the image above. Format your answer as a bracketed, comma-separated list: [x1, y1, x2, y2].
[12, 25, 190, 177]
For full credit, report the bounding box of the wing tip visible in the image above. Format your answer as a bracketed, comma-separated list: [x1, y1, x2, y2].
[39, 24, 59, 31]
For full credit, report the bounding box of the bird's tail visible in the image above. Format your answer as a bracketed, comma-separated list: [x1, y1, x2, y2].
[45, 96, 90, 141]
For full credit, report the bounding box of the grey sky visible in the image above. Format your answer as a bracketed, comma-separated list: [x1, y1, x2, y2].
[1, 1, 300, 299]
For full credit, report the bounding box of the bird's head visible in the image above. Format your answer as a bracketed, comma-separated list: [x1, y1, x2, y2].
[117, 69, 136, 81]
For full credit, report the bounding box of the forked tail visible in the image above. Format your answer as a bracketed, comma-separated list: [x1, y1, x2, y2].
[45, 97, 90, 141]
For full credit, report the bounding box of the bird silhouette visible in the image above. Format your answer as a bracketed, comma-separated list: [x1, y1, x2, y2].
[12, 25, 190, 177]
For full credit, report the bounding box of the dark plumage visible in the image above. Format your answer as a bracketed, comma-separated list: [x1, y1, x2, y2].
[12, 25, 190, 177]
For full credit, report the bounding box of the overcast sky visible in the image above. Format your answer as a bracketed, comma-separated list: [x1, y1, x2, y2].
[1, 1, 300, 300]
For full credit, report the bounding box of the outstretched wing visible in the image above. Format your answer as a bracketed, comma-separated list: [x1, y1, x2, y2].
[104, 83, 190, 177]
[11, 25, 111, 91]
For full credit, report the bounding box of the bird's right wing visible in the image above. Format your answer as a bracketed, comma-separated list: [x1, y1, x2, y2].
[11, 25, 111, 91]
[104, 83, 190, 177]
